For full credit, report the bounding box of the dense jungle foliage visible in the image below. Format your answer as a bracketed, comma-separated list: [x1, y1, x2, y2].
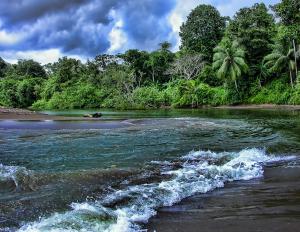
[0, 0, 300, 109]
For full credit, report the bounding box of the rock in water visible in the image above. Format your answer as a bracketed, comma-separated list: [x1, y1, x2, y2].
[83, 112, 102, 118]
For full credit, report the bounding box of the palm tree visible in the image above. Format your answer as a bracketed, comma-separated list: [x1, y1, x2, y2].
[159, 41, 172, 51]
[252, 61, 270, 88]
[213, 40, 248, 91]
[263, 45, 296, 88]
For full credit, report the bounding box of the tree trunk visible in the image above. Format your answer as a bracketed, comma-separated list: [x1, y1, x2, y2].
[234, 80, 238, 92]
[257, 78, 262, 89]
[289, 69, 294, 88]
[293, 39, 298, 77]
[152, 67, 155, 83]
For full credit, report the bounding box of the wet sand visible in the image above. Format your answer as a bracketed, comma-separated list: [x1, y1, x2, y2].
[215, 104, 300, 110]
[0, 107, 103, 121]
[146, 164, 300, 232]
[1, 105, 300, 122]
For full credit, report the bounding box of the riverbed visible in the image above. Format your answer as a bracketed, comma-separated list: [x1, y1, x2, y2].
[0, 109, 299, 231]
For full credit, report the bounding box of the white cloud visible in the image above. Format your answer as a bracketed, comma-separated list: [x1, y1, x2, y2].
[0, 49, 85, 64]
[108, 19, 127, 53]
[106, 9, 127, 54]
[0, 30, 24, 45]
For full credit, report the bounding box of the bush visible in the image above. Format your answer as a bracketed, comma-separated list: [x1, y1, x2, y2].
[289, 83, 300, 105]
[249, 79, 292, 104]
[0, 79, 18, 107]
[132, 86, 164, 109]
[32, 84, 104, 109]
[210, 87, 229, 106]
[16, 78, 41, 108]
[171, 80, 228, 107]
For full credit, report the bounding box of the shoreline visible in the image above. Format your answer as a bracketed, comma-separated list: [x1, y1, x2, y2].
[1, 104, 300, 121]
[214, 104, 300, 110]
[0, 107, 105, 121]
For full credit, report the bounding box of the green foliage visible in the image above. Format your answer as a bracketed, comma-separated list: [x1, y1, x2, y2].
[172, 80, 228, 107]
[249, 79, 292, 104]
[132, 86, 165, 109]
[289, 83, 300, 104]
[213, 39, 248, 91]
[32, 84, 103, 110]
[271, 0, 300, 25]
[264, 44, 297, 87]
[0, 57, 8, 78]
[180, 4, 226, 60]
[0, 78, 18, 107]
[0, 1, 299, 110]
[7, 59, 47, 79]
[197, 65, 222, 87]
[228, 3, 276, 65]
[0, 77, 42, 108]
[16, 78, 41, 108]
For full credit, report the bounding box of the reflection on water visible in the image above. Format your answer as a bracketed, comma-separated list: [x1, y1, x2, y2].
[0, 109, 299, 231]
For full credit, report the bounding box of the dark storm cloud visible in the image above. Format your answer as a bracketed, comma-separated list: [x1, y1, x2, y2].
[0, 0, 177, 57]
[120, 0, 176, 49]
[0, 0, 89, 26]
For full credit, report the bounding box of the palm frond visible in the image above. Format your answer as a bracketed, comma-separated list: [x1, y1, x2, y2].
[212, 59, 224, 70]
[217, 61, 229, 79]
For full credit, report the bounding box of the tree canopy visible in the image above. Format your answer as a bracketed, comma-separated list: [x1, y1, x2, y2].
[179, 4, 226, 60]
[0, 0, 299, 109]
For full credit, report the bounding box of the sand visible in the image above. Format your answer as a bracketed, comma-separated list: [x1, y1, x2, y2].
[0, 107, 102, 121]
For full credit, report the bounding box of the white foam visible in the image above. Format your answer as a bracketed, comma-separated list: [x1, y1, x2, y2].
[18, 148, 295, 232]
[0, 163, 31, 187]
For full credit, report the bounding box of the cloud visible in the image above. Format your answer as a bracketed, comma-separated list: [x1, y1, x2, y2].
[0, 30, 24, 45]
[0, 0, 281, 63]
[118, 0, 177, 51]
[0, 0, 120, 57]
[0, 49, 85, 64]
[0, 0, 177, 60]
[0, 0, 89, 26]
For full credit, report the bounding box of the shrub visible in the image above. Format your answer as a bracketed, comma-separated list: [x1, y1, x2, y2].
[249, 79, 292, 104]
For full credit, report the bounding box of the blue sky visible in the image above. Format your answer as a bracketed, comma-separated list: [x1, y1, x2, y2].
[0, 0, 280, 64]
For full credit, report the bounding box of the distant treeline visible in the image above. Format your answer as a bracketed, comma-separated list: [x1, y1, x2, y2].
[0, 0, 299, 109]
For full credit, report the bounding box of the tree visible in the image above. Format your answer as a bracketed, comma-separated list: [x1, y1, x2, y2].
[16, 78, 40, 107]
[264, 44, 297, 88]
[159, 41, 172, 51]
[94, 54, 120, 71]
[213, 40, 248, 91]
[14, 59, 47, 78]
[146, 49, 175, 83]
[271, 0, 300, 25]
[227, 3, 276, 66]
[0, 57, 8, 78]
[167, 54, 206, 80]
[251, 61, 270, 88]
[271, 0, 300, 79]
[120, 49, 150, 85]
[53, 57, 83, 84]
[179, 4, 226, 60]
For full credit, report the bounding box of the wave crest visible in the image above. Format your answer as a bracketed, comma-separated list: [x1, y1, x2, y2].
[0, 164, 36, 192]
[18, 148, 295, 232]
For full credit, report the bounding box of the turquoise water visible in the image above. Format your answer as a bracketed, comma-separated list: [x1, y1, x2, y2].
[0, 109, 299, 231]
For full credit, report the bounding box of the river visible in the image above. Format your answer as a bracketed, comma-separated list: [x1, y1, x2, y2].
[0, 109, 299, 231]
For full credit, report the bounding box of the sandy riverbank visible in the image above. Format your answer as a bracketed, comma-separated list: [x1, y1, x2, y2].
[0, 107, 103, 121]
[215, 104, 300, 110]
[1, 105, 300, 121]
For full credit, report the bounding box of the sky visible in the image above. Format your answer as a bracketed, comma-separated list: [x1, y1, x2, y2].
[0, 0, 280, 64]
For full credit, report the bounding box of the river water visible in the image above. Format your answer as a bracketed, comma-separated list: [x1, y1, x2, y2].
[0, 109, 299, 231]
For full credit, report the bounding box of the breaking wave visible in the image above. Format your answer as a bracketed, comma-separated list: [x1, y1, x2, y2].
[18, 148, 295, 232]
[0, 164, 35, 192]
